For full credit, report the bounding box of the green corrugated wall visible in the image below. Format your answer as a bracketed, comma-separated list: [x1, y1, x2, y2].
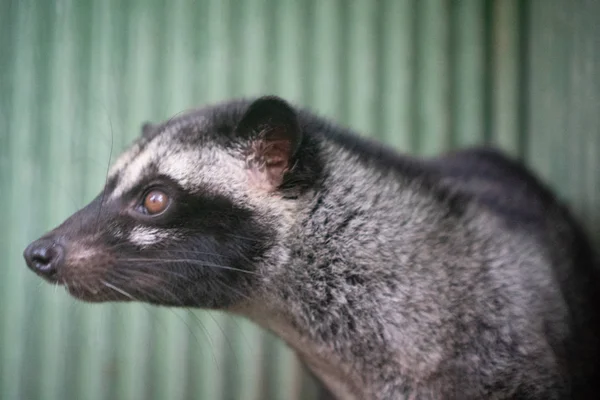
[0, 1, 598, 399]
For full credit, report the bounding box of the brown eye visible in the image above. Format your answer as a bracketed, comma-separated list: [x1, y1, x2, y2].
[143, 190, 169, 215]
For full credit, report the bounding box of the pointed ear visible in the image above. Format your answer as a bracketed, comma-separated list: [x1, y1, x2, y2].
[140, 122, 155, 139]
[236, 96, 302, 189]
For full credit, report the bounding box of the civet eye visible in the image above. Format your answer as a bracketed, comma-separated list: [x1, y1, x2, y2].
[142, 190, 169, 215]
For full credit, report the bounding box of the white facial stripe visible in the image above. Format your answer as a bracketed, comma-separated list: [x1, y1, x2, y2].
[159, 147, 247, 193]
[112, 148, 155, 198]
[129, 226, 172, 246]
[109, 119, 209, 198]
[108, 142, 142, 179]
[157, 148, 203, 189]
[110, 135, 172, 199]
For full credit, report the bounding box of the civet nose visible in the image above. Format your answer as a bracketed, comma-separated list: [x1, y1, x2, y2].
[23, 238, 65, 281]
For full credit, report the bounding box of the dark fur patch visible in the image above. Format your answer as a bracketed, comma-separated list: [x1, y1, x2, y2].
[40, 172, 273, 308]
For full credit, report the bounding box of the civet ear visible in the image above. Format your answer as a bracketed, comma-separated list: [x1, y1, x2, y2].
[140, 122, 156, 139]
[236, 96, 302, 189]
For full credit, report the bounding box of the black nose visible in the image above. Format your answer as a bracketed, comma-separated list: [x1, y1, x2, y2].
[23, 238, 65, 280]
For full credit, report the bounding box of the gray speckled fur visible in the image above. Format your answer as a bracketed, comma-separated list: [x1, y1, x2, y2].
[35, 97, 600, 399]
[230, 104, 598, 399]
[244, 143, 590, 399]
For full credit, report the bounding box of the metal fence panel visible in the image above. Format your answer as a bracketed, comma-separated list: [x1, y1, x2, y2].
[0, 1, 598, 399]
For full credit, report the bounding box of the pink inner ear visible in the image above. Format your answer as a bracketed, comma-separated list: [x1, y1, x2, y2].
[264, 139, 291, 164]
[248, 127, 293, 189]
[262, 137, 292, 187]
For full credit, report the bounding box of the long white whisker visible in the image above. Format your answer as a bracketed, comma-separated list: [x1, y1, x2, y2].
[120, 258, 259, 275]
[100, 279, 136, 300]
[213, 278, 253, 302]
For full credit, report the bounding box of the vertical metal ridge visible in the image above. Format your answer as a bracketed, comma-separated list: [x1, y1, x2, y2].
[566, 0, 600, 244]
[346, 0, 377, 135]
[337, 2, 351, 125]
[524, 0, 550, 183]
[415, 0, 452, 155]
[21, 1, 56, 399]
[482, 0, 494, 146]
[272, 0, 302, 101]
[515, 0, 530, 161]
[377, 0, 415, 151]
[526, 0, 570, 188]
[263, 0, 279, 95]
[3, 2, 37, 399]
[311, 0, 344, 119]
[200, 310, 230, 400]
[239, 0, 268, 96]
[582, 1, 600, 244]
[227, 317, 265, 400]
[561, 3, 580, 205]
[489, 0, 521, 155]
[0, 2, 15, 395]
[298, 0, 316, 106]
[206, 0, 231, 101]
[451, 0, 485, 147]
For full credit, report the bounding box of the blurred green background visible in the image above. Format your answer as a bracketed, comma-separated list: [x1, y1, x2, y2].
[0, 0, 598, 399]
